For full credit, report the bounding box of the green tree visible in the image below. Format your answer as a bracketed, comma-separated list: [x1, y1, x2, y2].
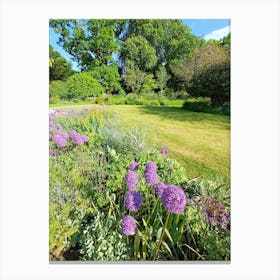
[120, 35, 158, 72]
[156, 66, 169, 95]
[66, 73, 104, 100]
[49, 45, 73, 81]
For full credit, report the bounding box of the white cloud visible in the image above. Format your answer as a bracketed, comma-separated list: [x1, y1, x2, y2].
[204, 25, 230, 41]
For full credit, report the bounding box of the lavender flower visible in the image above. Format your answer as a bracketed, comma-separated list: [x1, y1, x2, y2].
[124, 191, 143, 212]
[154, 182, 167, 197]
[125, 171, 138, 191]
[121, 215, 137, 236]
[144, 170, 159, 185]
[161, 185, 186, 214]
[201, 197, 229, 229]
[145, 161, 157, 172]
[129, 162, 139, 171]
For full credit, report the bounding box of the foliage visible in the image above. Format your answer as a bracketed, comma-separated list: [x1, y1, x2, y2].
[156, 66, 169, 95]
[66, 73, 104, 100]
[49, 80, 68, 99]
[122, 68, 157, 95]
[49, 106, 230, 261]
[120, 35, 158, 72]
[49, 45, 73, 81]
[89, 64, 124, 95]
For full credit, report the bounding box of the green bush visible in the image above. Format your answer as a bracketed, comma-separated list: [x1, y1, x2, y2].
[49, 80, 68, 99]
[49, 95, 60, 104]
[66, 73, 105, 100]
[189, 59, 230, 106]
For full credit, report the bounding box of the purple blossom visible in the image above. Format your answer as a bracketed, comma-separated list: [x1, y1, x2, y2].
[154, 182, 167, 197]
[129, 162, 139, 171]
[158, 146, 169, 155]
[121, 215, 137, 236]
[56, 124, 62, 132]
[161, 185, 186, 214]
[81, 135, 89, 143]
[145, 161, 157, 172]
[52, 134, 68, 148]
[125, 171, 138, 191]
[49, 113, 55, 121]
[201, 197, 229, 229]
[144, 170, 159, 185]
[124, 191, 143, 212]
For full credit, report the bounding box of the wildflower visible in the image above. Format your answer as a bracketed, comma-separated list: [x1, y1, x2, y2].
[121, 215, 137, 236]
[49, 113, 55, 121]
[125, 171, 138, 191]
[129, 162, 139, 172]
[124, 191, 143, 212]
[52, 134, 67, 148]
[154, 182, 167, 197]
[161, 185, 186, 214]
[81, 135, 89, 143]
[144, 170, 159, 185]
[158, 146, 169, 155]
[201, 197, 229, 229]
[56, 124, 62, 132]
[145, 161, 157, 172]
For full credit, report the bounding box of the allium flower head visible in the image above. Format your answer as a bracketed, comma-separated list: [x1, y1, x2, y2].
[52, 134, 68, 148]
[154, 182, 167, 197]
[201, 197, 229, 229]
[121, 215, 137, 236]
[125, 171, 138, 191]
[56, 124, 62, 132]
[129, 162, 139, 171]
[81, 135, 89, 143]
[124, 191, 143, 212]
[144, 170, 159, 185]
[161, 185, 186, 214]
[145, 161, 157, 172]
[49, 113, 55, 121]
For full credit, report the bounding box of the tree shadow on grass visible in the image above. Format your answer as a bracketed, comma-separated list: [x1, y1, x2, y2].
[137, 106, 230, 130]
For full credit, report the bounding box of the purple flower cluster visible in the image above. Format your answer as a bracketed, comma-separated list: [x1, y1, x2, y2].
[154, 182, 167, 197]
[124, 191, 143, 212]
[201, 197, 229, 229]
[129, 162, 139, 171]
[51, 131, 69, 148]
[125, 171, 138, 191]
[158, 146, 169, 155]
[69, 130, 89, 145]
[144, 161, 159, 185]
[121, 215, 137, 236]
[161, 185, 187, 214]
[49, 112, 89, 149]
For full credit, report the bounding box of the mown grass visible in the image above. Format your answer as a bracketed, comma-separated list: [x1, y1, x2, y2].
[109, 105, 230, 184]
[50, 104, 230, 184]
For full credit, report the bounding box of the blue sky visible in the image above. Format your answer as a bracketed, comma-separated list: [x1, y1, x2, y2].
[50, 19, 230, 71]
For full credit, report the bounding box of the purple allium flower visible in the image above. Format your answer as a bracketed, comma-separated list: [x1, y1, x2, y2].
[158, 146, 169, 155]
[125, 171, 138, 191]
[69, 130, 84, 145]
[161, 185, 186, 214]
[201, 197, 229, 229]
[81, 135, 89, 143]
[145, 161, 157, 172]
[49, 113, 55, 121]
[52, 134, 68, 148]
[129, 162, 139, 171]
[121, 215, 137, 236]
[59, 131, 69, 139]
[144, 171, 159, 185]
[124, 191, 143, 212]
[56, 124, 62, 132]
[154, 182, 167, 197]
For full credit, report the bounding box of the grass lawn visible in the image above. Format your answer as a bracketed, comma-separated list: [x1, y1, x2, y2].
[51, 104, 230, 185]
[109, 105, 230, 185]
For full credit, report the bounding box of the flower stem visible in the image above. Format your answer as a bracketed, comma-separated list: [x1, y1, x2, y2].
[154, 212, 171, 260]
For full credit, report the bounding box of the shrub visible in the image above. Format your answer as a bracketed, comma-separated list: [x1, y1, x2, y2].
[49, 80, 68, 99]
[66, 73, 104, 100]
